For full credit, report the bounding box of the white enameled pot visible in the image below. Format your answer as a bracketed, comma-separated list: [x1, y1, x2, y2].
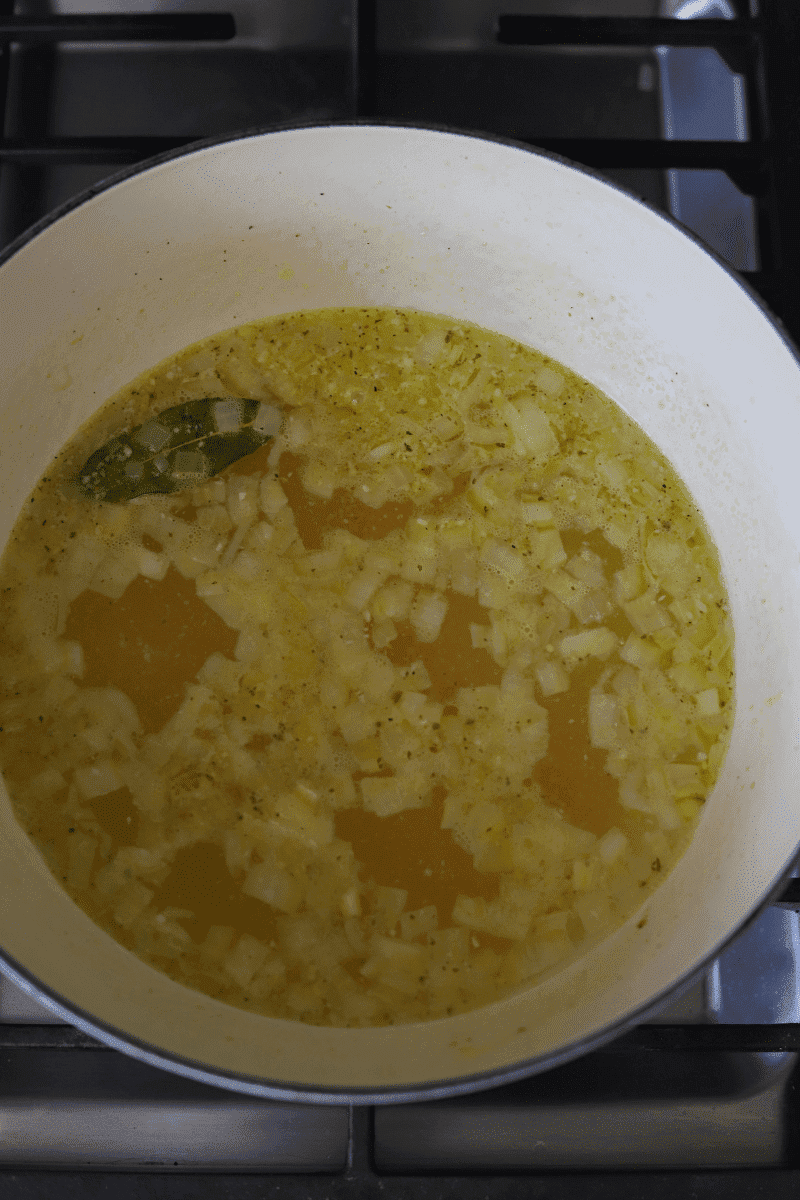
[1, 125, 799, 1103]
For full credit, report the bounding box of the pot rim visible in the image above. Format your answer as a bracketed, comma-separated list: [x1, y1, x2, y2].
[2, 117, 798, 362]
[2, 119, 799, 1105]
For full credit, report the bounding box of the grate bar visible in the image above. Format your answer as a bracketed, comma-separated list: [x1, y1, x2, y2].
[0, 2, 12, 185]
[617, 1023, 800, 1053]
[0, 1170, 797, 1197]
[773, 878, 800, 911]
[351, 0, 377, 118]
[0, 14, 235, 44]
[518, 136, 764, 171]
[519, 137, 767, 199]
[0, 1025, 110, 1049]
[755, 0, 800, 339]
[0, 135, 198, 164]
[3, 139, 771, 189]
[2, 1022, 800, 1053]
[497, 15, 757, 49]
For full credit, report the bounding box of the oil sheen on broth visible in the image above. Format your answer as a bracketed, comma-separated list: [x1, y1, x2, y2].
[0, 308, 734, 1027]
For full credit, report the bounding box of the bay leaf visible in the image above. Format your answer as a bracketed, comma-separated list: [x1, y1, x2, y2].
[77, 398, 283, 502]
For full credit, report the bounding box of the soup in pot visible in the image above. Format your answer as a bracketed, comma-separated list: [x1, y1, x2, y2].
[0, 308, 733, 1026]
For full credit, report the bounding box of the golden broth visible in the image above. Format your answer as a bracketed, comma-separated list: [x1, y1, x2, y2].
[0, 308, 733, 1026]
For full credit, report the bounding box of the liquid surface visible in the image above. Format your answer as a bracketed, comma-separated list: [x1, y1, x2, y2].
[0, 308, 734, 1026]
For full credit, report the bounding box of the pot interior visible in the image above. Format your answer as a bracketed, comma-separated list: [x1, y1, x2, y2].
[1, 126, 799, 1099]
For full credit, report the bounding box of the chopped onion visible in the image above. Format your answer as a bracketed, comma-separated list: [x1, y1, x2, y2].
[211, 399, 244, 433]
[74, 759, 122, 799]
[695, 687, 721, 716]
[535, 660, 569, 696]
[409, 590, 448, 642]
[361, 776, 427, 817]
[560, 627, 618, 662]
[224, 934, 269, 987]
[597, 827, 628, 865]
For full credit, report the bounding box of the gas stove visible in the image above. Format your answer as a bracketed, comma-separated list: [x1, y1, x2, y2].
[1, 2, 799, 1195]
